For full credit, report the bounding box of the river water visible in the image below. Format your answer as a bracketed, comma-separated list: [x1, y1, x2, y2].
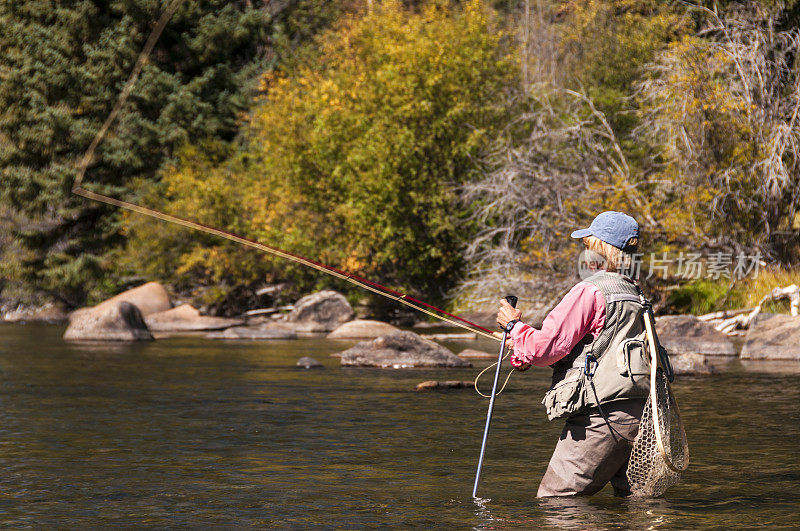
[0, 323, 798, 528]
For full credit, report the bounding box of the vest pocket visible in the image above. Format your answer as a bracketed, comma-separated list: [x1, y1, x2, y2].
[541, 369, 586, 421]
[619, 338, 649, 377]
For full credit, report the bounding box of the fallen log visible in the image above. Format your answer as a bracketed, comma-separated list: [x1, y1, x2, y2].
[243, 305, 294, 317]
[698, 284, 799, 335]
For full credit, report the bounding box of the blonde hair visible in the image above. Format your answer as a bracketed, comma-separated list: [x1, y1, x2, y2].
[583, 235, 638, 273]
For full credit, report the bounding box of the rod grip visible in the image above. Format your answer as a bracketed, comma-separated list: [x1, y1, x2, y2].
[505, 295, 518, 308]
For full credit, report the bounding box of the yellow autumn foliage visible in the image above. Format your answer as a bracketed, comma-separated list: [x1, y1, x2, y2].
[125, 0, 515, 304]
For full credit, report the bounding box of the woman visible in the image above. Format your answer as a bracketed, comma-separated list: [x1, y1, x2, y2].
[496, 211, 650, 497]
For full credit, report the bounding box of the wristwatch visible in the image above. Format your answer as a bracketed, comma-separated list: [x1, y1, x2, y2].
[505, 319, 519, 333]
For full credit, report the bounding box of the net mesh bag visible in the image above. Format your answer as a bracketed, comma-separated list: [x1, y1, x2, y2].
[627, 369, 689, 497]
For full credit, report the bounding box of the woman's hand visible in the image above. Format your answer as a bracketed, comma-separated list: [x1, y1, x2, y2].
[496, 298, 522, 329]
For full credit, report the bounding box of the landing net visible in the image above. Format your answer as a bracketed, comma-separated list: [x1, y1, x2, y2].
[628, 310, 690, 497]
[627, 369, 688, 496]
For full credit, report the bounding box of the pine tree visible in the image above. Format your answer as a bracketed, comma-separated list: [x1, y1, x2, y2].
[0, 0, 277, 305]
[0, 0, 359, 307]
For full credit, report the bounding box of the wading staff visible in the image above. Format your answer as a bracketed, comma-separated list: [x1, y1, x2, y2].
[472, 295, 517, 499]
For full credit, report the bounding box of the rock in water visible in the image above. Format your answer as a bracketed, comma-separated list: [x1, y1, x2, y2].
[297, 357, 323, 369]
[2, 303, 68, 324]
[145, 304, 244, 332]
[415, 380, 473, 391]
[458, 349, 496, 359]
[670, 353, 717, 376]
[327, 319, 399, 339]
[338, 331, 471, 368]
[656, 315, 737, 357]
[206, 325, 297, 340]
[287, 290, 354, 333]
[742, 314, 800, 360]
[64, 301, 153, 341]
[97, 282, 172, 317]
[64, 282, 172, 341]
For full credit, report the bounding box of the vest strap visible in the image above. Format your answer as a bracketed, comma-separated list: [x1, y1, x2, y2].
[604, 293, 641, 304]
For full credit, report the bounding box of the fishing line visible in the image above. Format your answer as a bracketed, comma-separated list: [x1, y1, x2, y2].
[72, 0, 499, 343]
[473, 351, 514, 397]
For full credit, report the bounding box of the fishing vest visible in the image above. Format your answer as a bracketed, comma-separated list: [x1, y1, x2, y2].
[541, 271, 650, 421]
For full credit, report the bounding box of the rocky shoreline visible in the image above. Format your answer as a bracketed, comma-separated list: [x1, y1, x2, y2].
[3, 281, 799, 374]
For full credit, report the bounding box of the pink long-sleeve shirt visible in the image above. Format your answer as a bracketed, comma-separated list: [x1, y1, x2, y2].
[509, 283, 606, 368]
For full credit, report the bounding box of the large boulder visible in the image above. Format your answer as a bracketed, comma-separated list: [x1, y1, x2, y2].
[338, 331, 471, 368]
[64, 301, 153, 341]
[145, 304, 243, 332]
[286, 290, 354, 332]
[206, 325, 297, 340]
[741, 314, 800, 360]
[656, 315, 737, 357]
[327, 319, 399, 339]
[98, 282, 172, 317]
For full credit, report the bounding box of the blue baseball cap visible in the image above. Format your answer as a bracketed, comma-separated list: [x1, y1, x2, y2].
[571, 211, 639, 250]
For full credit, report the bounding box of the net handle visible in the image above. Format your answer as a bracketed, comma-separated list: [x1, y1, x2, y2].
[643, 308, 689, 473]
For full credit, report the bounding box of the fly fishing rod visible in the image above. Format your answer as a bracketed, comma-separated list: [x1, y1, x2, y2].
[472, 294, 517, 499]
